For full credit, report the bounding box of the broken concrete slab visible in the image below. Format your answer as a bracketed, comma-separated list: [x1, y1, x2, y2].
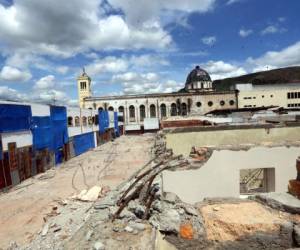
[163, 192, 178, 204]
[157, 209, 180, 233]
[93, 241, 105, 250]
[78, 186, 102, 202]
[255, 192, 300, 214]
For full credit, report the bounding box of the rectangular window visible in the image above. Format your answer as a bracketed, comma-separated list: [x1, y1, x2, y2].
[240, 168, 275, 194]
[288, 92, 291, 99]
[292, 92, 295, 99]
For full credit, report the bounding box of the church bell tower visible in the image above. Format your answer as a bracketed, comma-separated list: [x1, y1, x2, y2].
[77, 68, 92, 108]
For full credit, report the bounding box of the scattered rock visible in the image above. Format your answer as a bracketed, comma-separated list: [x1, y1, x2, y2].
[94, 197, 115, 210]
[213, 206, 220, 211]
[53, 226, 62, 233]
[152, 200, 162, 212]
[184, 206, 198, 216]
[134, 205, 145, 219]
[294, 224, 300, 246]
[85, 230, 94, 241]
[158, 209, 180, 233]
[7, 241, 18, 250]
[128, 222, 146, 231]
[41, 223, 49, 237]
[79, 186, 102, 202]
[113, 224, 123, 232]
[93, 241, 105, 250]
[164, 192, 178, 204]
[125, 226, 134, 233]
[120, 208, 137, 220]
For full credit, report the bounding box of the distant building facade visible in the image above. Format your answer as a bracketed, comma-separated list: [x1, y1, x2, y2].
[236, 83, 300, 109]
[77, 66, 238, 130]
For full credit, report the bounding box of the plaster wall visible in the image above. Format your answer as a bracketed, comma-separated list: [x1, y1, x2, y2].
[162, 146, 300, 203]
[1, 131, 32, 151]
[166, 126, 300, 156]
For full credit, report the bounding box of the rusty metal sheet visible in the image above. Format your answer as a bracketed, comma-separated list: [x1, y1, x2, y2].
[8, 142, 17, 171]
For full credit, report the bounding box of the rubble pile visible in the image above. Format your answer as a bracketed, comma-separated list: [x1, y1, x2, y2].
[11, 133, 300, 250]
[93, 132, 206, 238]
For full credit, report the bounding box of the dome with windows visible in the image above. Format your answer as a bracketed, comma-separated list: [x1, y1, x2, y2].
[185, 66, 213, 92]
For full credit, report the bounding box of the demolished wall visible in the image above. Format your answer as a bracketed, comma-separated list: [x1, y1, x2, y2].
[163, 146, 300, 203]
[165, 125, 300, 156]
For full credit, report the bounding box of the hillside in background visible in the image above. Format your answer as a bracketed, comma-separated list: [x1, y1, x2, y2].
[213, 66, 300, 91]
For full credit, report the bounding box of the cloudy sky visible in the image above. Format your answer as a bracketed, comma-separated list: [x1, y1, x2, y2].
[0, 0, 299, 105]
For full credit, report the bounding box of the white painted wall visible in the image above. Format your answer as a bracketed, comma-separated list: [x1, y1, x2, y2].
[1, 131, 33, 151]
[125, 124, 141, 131]
[144, 118, 159, 130]
[30, 103, 50, 116]
[163, 146, 299, 204]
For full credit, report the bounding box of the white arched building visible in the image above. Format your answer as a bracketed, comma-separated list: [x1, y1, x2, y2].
[78, 66, 238, 131]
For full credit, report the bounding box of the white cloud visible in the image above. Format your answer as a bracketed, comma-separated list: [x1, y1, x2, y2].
[35, 75, 55, 89]
[239, 29, 253, 38]
[202, 60, 247, 80]
[0, 86, 28, 101]
[56, 66, 69, 75]
[122, 80, 181, 95]
[278, 17, 286, 22]
[247, 41, 300, 69]
[112, 72, 159, 83]
[107, 0, 216, 27]
[201, 36, 216, 46]
[261, 25, 287, 35]
[226, 0, 243, 5]
[0, 66, 32, 82]
[111, 71, 181, 94]
[85, 56, 129, 76]
[85, 54, 170, 77]
[0, 0, 174, 58]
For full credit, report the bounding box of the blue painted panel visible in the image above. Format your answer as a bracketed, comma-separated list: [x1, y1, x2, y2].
[73, 132, 95, 156]
[50, 106, 68, 164]
[31, 116, 51, 150]
[0, 104, 32, 133]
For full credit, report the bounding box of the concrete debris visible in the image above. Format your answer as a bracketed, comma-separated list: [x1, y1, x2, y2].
[124, 226, 134, 233]
[41, 223, 49, 237]
[7, 241, 18, 250]
[85, 230, 94, 241]
[213, 206, 220, 211]
[164, 192, 178, 204]
[294, 224, 300, 246]
[183, 205, 198, 216]
[128, 222, 146, 232]
[93, 241, 105, 250]
[7, 133, 300, 250]
[157, 209, 180, 233]
[74, 186, 102, 202]
[255, 192, 300, 214]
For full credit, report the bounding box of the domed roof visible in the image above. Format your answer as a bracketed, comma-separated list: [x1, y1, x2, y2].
[185, 66, 211, 86]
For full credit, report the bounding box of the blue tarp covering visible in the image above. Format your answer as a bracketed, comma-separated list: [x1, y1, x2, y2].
[114, 112, 120, 137]
[99, 110, 109, 135]
[50, 106, 68, 164]
[31, 116, 52, 150]
[73, 132, 95, 156]
[0, 104, 32, 133]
